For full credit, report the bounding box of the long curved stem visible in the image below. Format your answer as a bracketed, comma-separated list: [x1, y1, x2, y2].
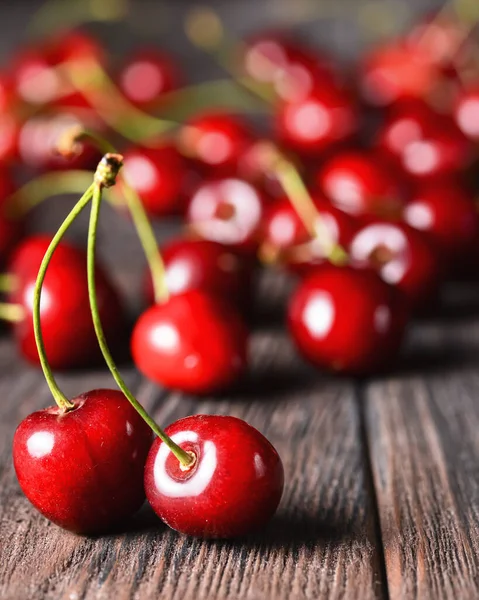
[65, 128, 168, 304]
[87, 183, 193, 468]
[5, 171, 115, 219]
[120, 182, 169, 303]
[33, 183, 96, 411]
[266, 148, 349, 266]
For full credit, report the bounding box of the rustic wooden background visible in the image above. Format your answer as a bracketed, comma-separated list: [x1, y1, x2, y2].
[2, 1, 479, 599]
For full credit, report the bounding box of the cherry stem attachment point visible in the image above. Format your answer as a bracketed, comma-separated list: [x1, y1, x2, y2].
[87, 167, 193, 469]
[262, 143, 349, 266]
[33, 183, 96, 412]
[0, 302, 24, 323]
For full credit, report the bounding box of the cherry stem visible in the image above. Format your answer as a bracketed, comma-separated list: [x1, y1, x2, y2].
[0, 302, 24, 322]
[69, 128, 169, 304]
[64, 58, 177, 144]
[33, 183, 96, 412]
[264, 145, 349, 266]
[5, 171, 115, 219]
[87, 165, 193, 468]
[0, 274, 18, 293]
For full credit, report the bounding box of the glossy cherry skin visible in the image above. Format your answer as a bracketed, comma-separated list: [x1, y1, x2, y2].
[261, 195, 356, 274]
[275, 84, 358, 157]
[288, 265, 408, 374]
[376, 101, 473, 182]
[8, 236, 125, 369]
[145, 414, 284, 538]
[402, 183, 479, 267]
[316, 151, 405, 218]
[117, 49, 182, 108]
[17, 110, 102, 171]
[359, 41, 437, 107]
[121, 145, 189, 217]
[349, 220, 443, 312]
[11, 30, 103, 108]
[186, 177, 267, 256]
[178, 112, 254, 173]
[144, 238, 253, 309]
[453, 86, 479, 141]
[131, 291, 248, 394]
[13, 389, 152, 533]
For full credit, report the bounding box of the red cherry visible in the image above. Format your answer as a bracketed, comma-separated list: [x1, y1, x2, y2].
[121, 145, 189, 217]
[261, 195, 356, 274]
[288, 265, 408, 374]
[144, 414, 284, 538]
[17, 110, 102, 171]
[131, 291, 248, 394]
[275, 84, 358, 157]
[359, 41, 438, 107]
[11, 31, 103, 108]
[144, 238, 253, 309]
[118, 49, 182, 107]
[316, 151, 405, 217]
[13, 389, 152, 533]
[349, 219, 443, 311]
[186, 177, 267, 256]
[376, 101, 473, 181]
[241, 32, 336, 101]
[402, 182, 479, 267]
[453, 85, 479, 141]
[8, 235, 125, 369]
[178, 112, 254, 172]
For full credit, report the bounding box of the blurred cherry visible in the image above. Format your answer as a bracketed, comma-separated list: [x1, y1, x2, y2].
[178, 112, 254, 173]
[403, 182, 479, 268]
[275, 84, 358, 156]
[349, 219, 443, 311]
[8, 235, 124, 369]
[144, 238, 253, 310]
[121, 144, 189, 217]
[187, 177, 267, 256]
[261, 195, 356, 274]
[316, 151, 405, 217]
[118, 49, 182, 108]
[376, 100, 473, 181]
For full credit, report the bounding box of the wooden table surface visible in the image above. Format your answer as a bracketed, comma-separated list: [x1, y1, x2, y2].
[1, 1, 478, 599]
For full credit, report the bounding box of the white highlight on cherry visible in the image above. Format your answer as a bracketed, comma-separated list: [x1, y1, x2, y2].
[153, 430, 217, 498]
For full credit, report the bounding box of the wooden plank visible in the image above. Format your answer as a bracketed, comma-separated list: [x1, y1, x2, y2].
[0, 331, 385, 600]
[364, 316, 479, 600]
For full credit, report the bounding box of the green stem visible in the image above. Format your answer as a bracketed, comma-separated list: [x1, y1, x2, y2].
[0, 302, 24, 322]
[270, 152, 349, 266]
[67, 128, 168, 304]
[87, 183, 193, 468]
[5, 171, 115, 219]
[65, 59, 177, 144]
[120, 182, 169, 304]
[33, 183, 96, 411]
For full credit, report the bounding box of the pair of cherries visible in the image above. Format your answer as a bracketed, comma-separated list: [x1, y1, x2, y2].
[14, 392, 283, 538]
[12, 155, 284, 538]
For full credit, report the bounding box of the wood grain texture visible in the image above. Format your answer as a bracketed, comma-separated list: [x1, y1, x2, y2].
[364, 311, 479, 600]
[0, 325, 385, 600]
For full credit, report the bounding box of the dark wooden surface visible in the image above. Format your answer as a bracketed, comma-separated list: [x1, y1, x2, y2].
[2, 0, 479, 599]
